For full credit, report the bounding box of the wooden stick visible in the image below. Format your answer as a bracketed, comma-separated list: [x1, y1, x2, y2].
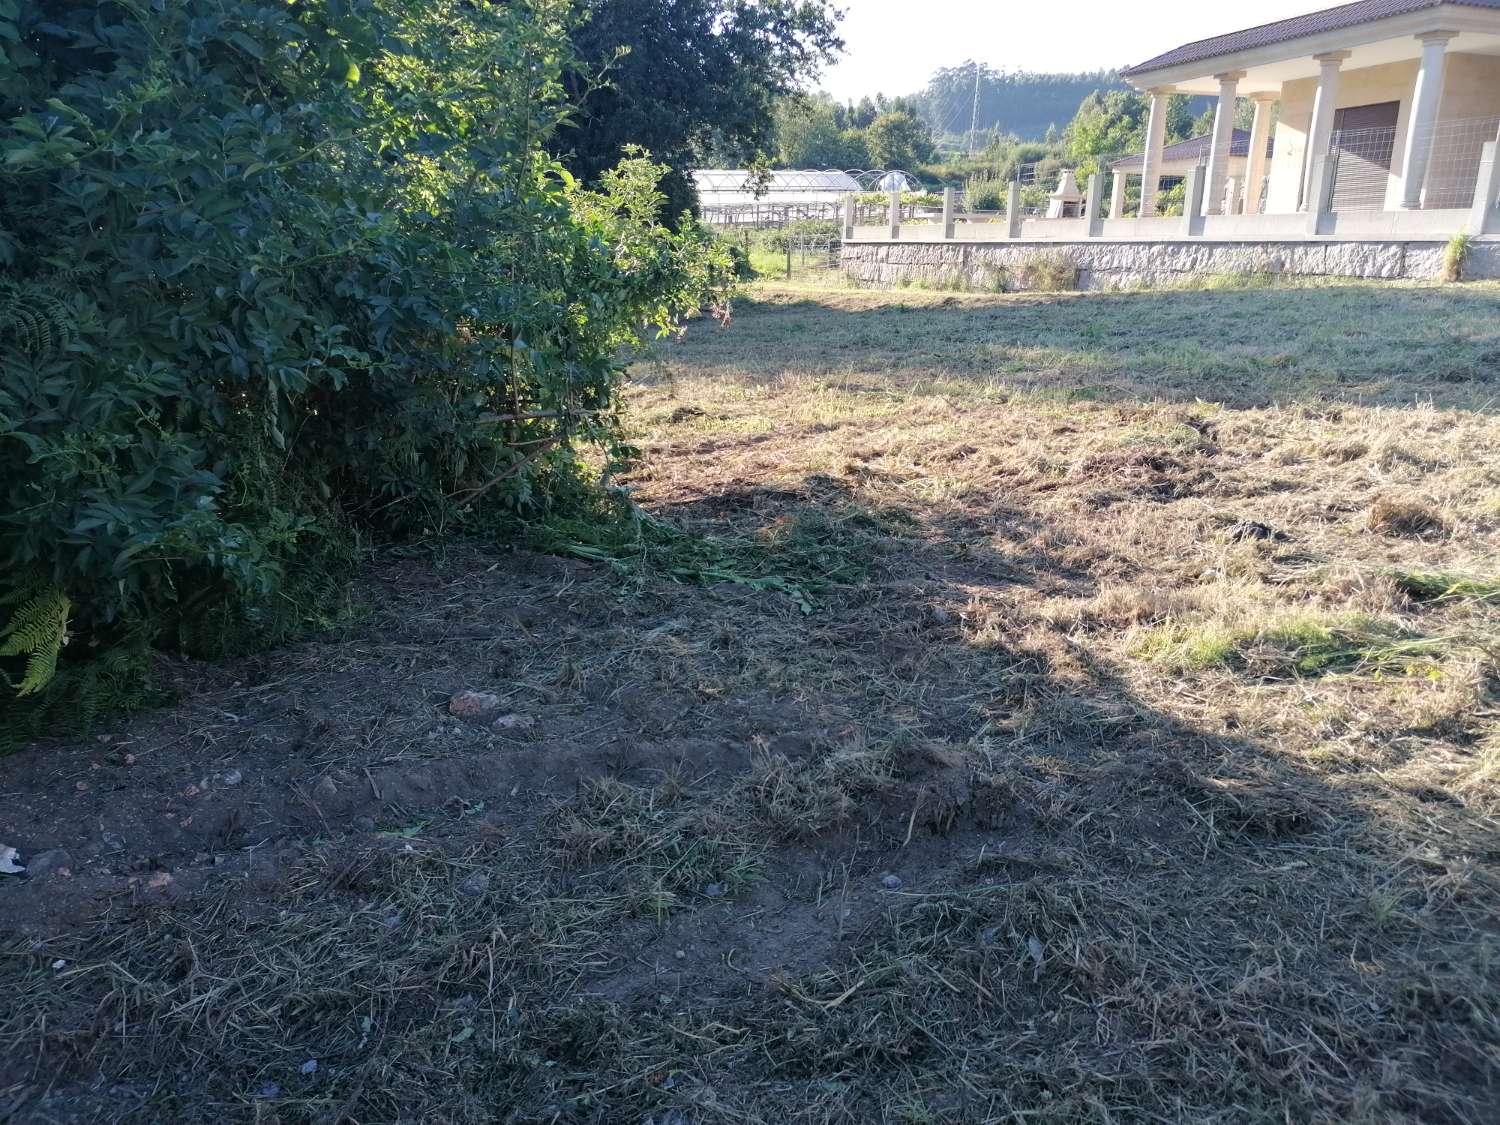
[455, 436, 563, 509]
[475, 408, 605, 426]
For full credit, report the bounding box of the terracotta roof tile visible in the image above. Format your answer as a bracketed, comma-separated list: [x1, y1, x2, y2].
[1123, 0, 1500, 77]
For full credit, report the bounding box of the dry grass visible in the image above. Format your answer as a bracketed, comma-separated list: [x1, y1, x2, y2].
[3, 279, 1499, 1123]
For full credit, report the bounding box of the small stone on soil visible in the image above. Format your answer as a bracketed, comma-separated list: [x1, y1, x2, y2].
[218, 769, 243, 786]
[312, 775, 338, 802]
[26, 848, 72, 879]
[703, 882, 726, 898]
[879, 873, 903, 890]
[0, 845, 23, 875]
[1227, 519, 1289, 543]
[491, 712, 536, 733]
[456, 872, 490, 898]
[101, 832, 126, 852]
[448, 690, 502, 721]
[299, 1059, 318, 1075]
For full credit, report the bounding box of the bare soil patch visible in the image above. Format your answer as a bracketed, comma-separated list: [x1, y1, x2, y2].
[3, 282, 1499, 1124]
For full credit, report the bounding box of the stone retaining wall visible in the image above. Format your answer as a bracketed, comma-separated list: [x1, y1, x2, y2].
[841, 237, 1500, 290]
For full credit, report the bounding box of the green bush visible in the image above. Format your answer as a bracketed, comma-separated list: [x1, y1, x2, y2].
[0, 0, 733, 725]
[963, 172, 1009, 212]
[1444, 232, 1472, 282]
[756, 219, 841, 254]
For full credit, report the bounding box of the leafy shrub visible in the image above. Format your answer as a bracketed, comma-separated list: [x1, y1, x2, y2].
[0, 0, 733, 725]
[756, 220, 841, 254]
[964, 173, 1008, 212]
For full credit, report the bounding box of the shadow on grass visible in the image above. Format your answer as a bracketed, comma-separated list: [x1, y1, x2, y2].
[651, 283, 1500, 412]
[0, 454, 1496, 1120]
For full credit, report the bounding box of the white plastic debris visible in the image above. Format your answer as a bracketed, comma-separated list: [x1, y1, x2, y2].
[0, 846, 24, 875]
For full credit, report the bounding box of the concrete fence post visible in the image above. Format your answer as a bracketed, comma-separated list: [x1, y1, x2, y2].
[1305, 154, 1333, 236]
[1085, 172, 1103, 237]
[942, 186, 956, 240]
[1109, 172, 1127, 220]
[1183, 166, 1206, 237]
[1006, 181, 1022, 239]
[887, 189, 900, 240]
[842, 193, 856, 241]
[1469, 141, 1500, 236]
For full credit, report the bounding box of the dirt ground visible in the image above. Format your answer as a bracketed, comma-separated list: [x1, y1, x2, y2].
[2, 281, 1498, 1124]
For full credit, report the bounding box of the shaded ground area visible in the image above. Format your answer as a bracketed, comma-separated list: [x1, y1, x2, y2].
[2, 282, 1499, 1123]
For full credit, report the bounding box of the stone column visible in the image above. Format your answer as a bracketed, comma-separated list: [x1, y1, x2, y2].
[1183, 165, 1206, 236]
[1006, 180, 1022, 238]
[1085, 172, 1103, 236]
[1243, 94, 1276, 214]
[1469, 140, 1500, 235]
[1204, 71, 1244, 215]
[1139, 87, 1172, 217]
[842, 193, 856, 240]
[1301, 51, 1350, 211]
[1305, 153, 1335, 234]
[942, 186, 956, 239]
[1109, 171, 1127, 219]
[1398, 32, 1457, 209]
[888, 189, 900, 239]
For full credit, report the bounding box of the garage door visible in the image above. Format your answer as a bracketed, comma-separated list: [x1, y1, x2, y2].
[1329, 102, 1400, 211]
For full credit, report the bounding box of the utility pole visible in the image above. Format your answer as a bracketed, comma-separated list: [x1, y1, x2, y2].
[968, 60, 981, 156]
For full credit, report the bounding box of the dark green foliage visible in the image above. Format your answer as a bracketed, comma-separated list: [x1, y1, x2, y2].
[865, 109, 934, 171]
[773, 93, 871, 168]
[756, 219, 841, 255]
[0, 0, 734, 726]
[556, 0, 842, 212]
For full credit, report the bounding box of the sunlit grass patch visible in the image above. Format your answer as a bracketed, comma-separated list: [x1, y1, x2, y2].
[1134, 612, 1467, 678]
[1395, 569, 1500, 605]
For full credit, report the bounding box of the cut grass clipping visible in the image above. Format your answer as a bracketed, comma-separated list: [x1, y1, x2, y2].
[529, 489, 895, 613]
[1135, 613, 1472, 677]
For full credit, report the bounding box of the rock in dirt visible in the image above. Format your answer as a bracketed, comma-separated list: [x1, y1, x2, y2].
[218, 769, 243, 787]
[312, 775, 338, 803]
[448, 690, 502, 721]
[491, 712, 536, 733]
[879, 873, 903, 890]
[1227, 519, 1289, 543]
[26, 848, 72, 879]
[456, 872, 490, 898]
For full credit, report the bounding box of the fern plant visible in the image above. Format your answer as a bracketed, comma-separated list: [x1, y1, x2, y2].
[0, 572, 71, 696]
[0, 279, 76, 354]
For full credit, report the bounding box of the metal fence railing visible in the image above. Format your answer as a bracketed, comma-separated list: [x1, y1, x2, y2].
[1326, 115, 1500, 211]
[1418, 115, 1500, 209]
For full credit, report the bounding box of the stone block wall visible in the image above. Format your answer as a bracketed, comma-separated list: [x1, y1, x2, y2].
[840, 238, 1500, 290]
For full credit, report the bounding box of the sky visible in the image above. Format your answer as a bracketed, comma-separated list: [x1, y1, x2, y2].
[818, 0, 1331, 101]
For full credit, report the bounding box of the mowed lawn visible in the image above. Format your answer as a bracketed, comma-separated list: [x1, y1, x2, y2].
[3, 280, 1498, 1124]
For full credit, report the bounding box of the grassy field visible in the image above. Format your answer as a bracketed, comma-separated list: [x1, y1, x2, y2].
[3, 280, 1498, 1123]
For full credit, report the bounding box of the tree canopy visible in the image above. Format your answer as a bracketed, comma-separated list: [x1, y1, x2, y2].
[556, 0, 842, 207]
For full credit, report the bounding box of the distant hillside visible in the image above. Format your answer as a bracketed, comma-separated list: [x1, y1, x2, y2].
[913, 66, 1134, 143]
